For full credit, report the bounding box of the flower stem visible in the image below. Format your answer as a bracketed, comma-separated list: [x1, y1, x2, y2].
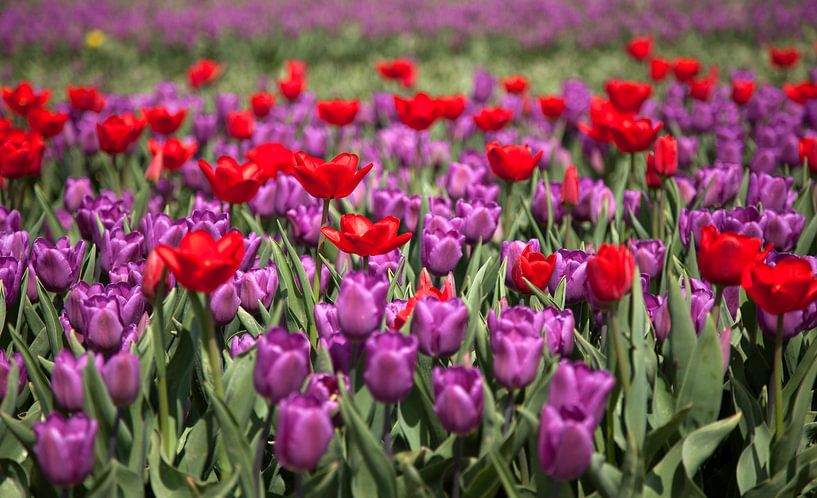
[452, 437, 463, 498]
[502, 390, 514, 435]
[608, 307, 630, 395]
[312, 198, 331, 302]
[711, 285, 724, 330]
[255, 404, 275, 495]
[773, 314, 785, 441]
[382, 403, 393, 460]
[191, 292, 225, 400]
[108, 408, 121, 460]
[150, 277, 173, 458]
[503, 181, 514, 238]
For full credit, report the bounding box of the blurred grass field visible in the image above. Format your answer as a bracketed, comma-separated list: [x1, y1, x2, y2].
[6, 29, 817, 97]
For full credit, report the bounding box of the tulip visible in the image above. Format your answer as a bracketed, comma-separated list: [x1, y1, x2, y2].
[628, 239, 665, 279]
[650, 135, 677, 177]
[279, 74, 305, 102]
[193, 113, 218, 144]
[146, 138, 197, 179]
[33, 413, 97, 487]
[698, 225, 765, 287]
[626, 36, 652, 61]
[102, 351, 140, 407]
[672, 58, 701, 82]
[235, 266, 278, 313]
[98, 228, 143, 273]
[67, 85, 105, 112]
[610, 117, 663, 153]
[650, 58, 671, 81]
[473, 106, 513, 132]
[538, 96, 566, 120]
[0, 352, 26, 402]
[156, 230, 244, 293]
[143, 105, 186, 135]
[322, 214, 411, 257]
[0, 130, 45, 179]
[247, 142, 295, 178]
[2, 81, 49, 116]
[229, 333, 258, 357]
[743, 256, 817, 317]
[542, 307, 575, 356]
[275, 393, 334, 472]
[491, 321, 544, 390]
[547, 249, 589, 304]
[317, 99, 360, 127]
[63, 178, 94, 213]
[502, 75, 529, 94]
[31, 237, 85, 293]
[561, 166, 579, 207]
[432, 366, 484, 435]
[226, 110, 255, 140]
[27, 107, 68, 138]
[411, 296, 468, 357]
[364, 332, 418, 403]
[501, 239, 541, 288]
[800, 137, 817, 173]
[421, 216, 465, 276]
[52, 350, 98, 412]
[455, 199, 501, 244]
[210, 281, 239, 325]
[511, 245, 557, 294]
[96, 114, 138, 156]
[377, 59, 416, 87]
[486, 142, 542, 182]
[335, 272, 388, 340]
[587, 244, 635, 304]
[437, 95, 467, 120]
[732, 80, 755, 105]
[604, 79, 652, 114]
[188, 59, 222, 89]
[292, 152, 373, 200]
[253, 328, 311, 404]
[394, 93, 441, 131]
[769, 46, 800, 69]
[250, 91, 275, 118]
[538, 404, 594, 480]
[80, 295, 125, 352]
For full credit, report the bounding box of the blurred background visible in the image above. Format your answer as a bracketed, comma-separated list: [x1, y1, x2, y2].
[2, 0, 817, 95]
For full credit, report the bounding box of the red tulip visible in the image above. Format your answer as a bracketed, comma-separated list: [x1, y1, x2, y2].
[188, 59, 222, 89]
[141, 250, 169, 300]
[689, 67, 718, 102]
[376, 59, 416, 87]
[649, 58, 671, 82]
[649, 135, 677, 177]
[800, 137, 817, 173]
[285, 60, 308, 80]
[226, 110, 255, 140]
[321, 214, 412, 257]
[279, 77, 305, 102]
[731, 80, 755, 105]
[578, 97, 633, 143]
[645, 156, 661, 189]
[1, 82, 49, 117]
[511, 246, 557, 294]
[587, 244, 634, 303]
[66, 85, 105, 113]
[698, 225, 765, 287]
[437, 95, 467, 120]
[783, 81, 817, 104]
[604, 79, 652, 114]
[486, 142, 542, 182]
[317, 99, 360, 127]
[626, 37, 653, 62]
[250, 92, 275, 118]
[473, 107, 513, 132]
[0, 130, 45, 179]
[672, 58, 701, 82]
[769, 47, 800, 69]
[610, 117, 663, 153]
[0, 118, 11, 138]
[392, 268, 455, 330]
[502, 75, 529, 94]
[538, 96, 566, 120]
[742, 256, 817, 315]
[155, 230, 244, 293]
[142, 106, 187, 136]
[394, 93, 442, 131]
[26, 108, 68, 139]
[246, 142, 295, 177]
[97, 114, 139, 156]
[146, 138, 197, 180]
[198, 157, 265, 204]
[292, 152, 373, 199]
[561, 165, 578, 207]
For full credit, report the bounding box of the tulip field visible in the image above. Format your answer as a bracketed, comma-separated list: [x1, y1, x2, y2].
[4, 1, 817, 497]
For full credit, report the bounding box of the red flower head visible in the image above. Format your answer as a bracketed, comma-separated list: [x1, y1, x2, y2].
[626, 36, 653, 62]
[689, 67, 718, 102]
[198, 157, 265, 204]
[394, 93, 442, 131]
[292, 152, 373, 199]
[610, 117, 663, 153]
[769, 46, 800, 69]
[27, 108, 68, 139]
[187, 59, 222, 89]
[285, 60, 308, 80]
[226, 110, 255, 141]
[561, 165, 579, 207]
[278, 60, 308, 102]
[587, 244, 635, 303]
[783, 81, 817, 104]
[649, 58, 671, 82]
[142, 106, 187, 136]
[502, 75, 529, 94]
[799, 137, 817, 174]
[321, 214, 412, 257]
[731, 80, 755, 106]
[538, 95, 566, 120]
[0, 130, 45, 179]
[246, 142, 295, 177]
[392, 268, 455, 329]
[146, 138, 198, 181]
[742, 256, 817, 316]
[141, 250, 170, 301]
[437, 95, 467, 120]
[578, 97, 633, 143]
[317, 99, 360, 127]
[473, 106, 514, 132]
[486, 142, 543, 182]
[2, 82, 50, 117]
[122, 112, 146, 143]
[250, 92, 275, 118]
[155, 230, 244, 293]
[604, 79, 652, 114]
[650, 135, 677, 177]
[672, 58, 701, 82]
[698, 225, 766, 287]
[66, 85, 105, 113]
[511, 246, 557, 294]
[645, 155, 661, 189]
[97, 114, 139, 156]
[376, 59, 416, 87]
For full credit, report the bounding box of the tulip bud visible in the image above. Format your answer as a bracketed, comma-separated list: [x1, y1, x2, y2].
[560, 165, 578, 207]
[275, 394, 334, 472]
[141, 250, 170, 301]
[80, 295, 125, 352]
[542, 307, 575, 357]
[52, 350, 96, 412]
[235, 267, 278, 313]
[253, 328, 310, 404]
[411, 297, 469, 357]
[102, 351, 140, 407]
[335, 272, 388, 340]
[210, 282, 239, 326]
[34, 413, 97, 487]
[432, 366, 484, 435]
[0, 352, 26, 402]
[364, 332, 418, 403]
[491, 324, 544, 390]
[421, 215, 465, 276]
[229, 333, 258, 357]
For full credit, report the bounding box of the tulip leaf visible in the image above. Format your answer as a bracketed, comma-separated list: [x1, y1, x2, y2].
[0, 412, 34, 449]
[795, 212, 817, 255]
[276, 220, 315, 316]
[34, 184, 66, 240]
[488, 450, 521, 498]
[9, 328, 52, 413]
[457, 257, 491, 363]
[585, 453, 623, 498]
[82, 244, 97, 283]
[130, 181, 150, 228]
[148, 431, 239, 498]
[675, 319, 723, 433]
[772, 349, 817, 474]
[236, 308, 264, 337]
[681, 412, 741, 478]
[35, 280, 63, 358]
[665, 276, 697, 389]
[268, 238, 307, 332]
[209, 390, 259, 498]
[0, 458, 28, 498]
[83, 352, 134, 461]
[0, 363, 19, 415]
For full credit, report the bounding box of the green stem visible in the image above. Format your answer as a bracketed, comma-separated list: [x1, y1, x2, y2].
[383, 403, 393, 460]
[111, 154, 121, 197]
[656, 186, 666, 241]
[608, 307, 630, 395]
[363, 255, 370, 272]
[628, 153, 636, 190]
[502, 390, 515, 435]
[711, 285, 724, 330]
[255, 405, 275, 495]
[452, 437, 463, 498]
[312, 198, 331, 302]
[150, 278, 173, 458]
[191, 292, 225, 400]
[773, 314, 785, 442]
[108, 408, 121, 460]
[503, 181, 514, 238]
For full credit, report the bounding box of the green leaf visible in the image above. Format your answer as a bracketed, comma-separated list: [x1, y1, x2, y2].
[268, 238, 307, 332]
[36, 279, 63, 357]
[675, 320, 723, 433]
[457, 257, 491, 363]
[0, 413, 34, 448]
[149, 431, 239, 498]
[681, 412, 741, 478]
[9, 329, 52, 413]
[209, 391, 259, 498]
[795, 209, 817, 255]
[665, 276, 698, 389]
[488, 450, 521, 498]
[34, 184, 66, 240]
[236, 308, 265, 337]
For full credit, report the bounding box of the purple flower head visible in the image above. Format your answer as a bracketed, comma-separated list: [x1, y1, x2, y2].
[336, 272, 388, 340]
[364, 331, 418, 403]
[432, 366, 484, 435]
[411, 297, 469, 357]
[229, 333, 258, 357]
[287, 204, 322, 247]
[32, 237, 85, 293]
[455, 199, 501, 244]
[746, 172, 795, 213]
[235, 266, 278, 313]
[253, 328, 311, 404]
[548, 249, 589, 304]
[275, 393, 334, 472]
[628, 239, 665, 279]
[33, 413, 97, 487]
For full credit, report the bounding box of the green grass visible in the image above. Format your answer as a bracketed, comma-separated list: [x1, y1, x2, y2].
[7, 30, 816, 97]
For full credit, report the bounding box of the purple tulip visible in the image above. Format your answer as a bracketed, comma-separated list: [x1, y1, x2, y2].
[305, 372, 349, 424]
[444, 162, 485, 200]
[32, 237, 85, 293]
[81, 295, 125, 352]
[235, 267, 278, 313]
[455, 199, 501, 244]
[106, 282, 147, 327]
[411, 297, 469, 357]
[369, 249, 403, 279]
[140, 213, 188, 253]
[547, 249, 589, 304]
[0, 207, 22, 232]
[487, 306, 545, 338]
[275, 393, 334, 472]
[746, 172, 795, 213]
[363, 332, 418, 403]
[52, 350, 99, 412]
[102, 351, 141, 407]
[253, 328, 311, 404]
[193, 113, 218, 144]
[371, 187, 410, 221]
[99, 229, 144, 273]
[542, 307, 575, 356]
[210, 282, 240, 326]
[421, 215, 464, 276]
[432, 366, 484, 435]
[229, 333, 258, 357]
[491, 321, 544, 390]
[64, 178, 94, 212]
[531, 181, 565, 226]
[336, 272, 388, 340]
[287, 204, 322, 247]
[0, 257, 23, 305]
[0, 230, 30, 261]
[645, 293, 671, 343]
[0, 352, 26, 401]
[33, 413, 97, 487]
[628, 239, 665, 279]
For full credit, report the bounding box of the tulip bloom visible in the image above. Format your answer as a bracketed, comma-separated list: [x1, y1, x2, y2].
[2, 81, 49, 116]
[250, 91, 275, 118]
[253, 328, 311, 403]
[604, 79, 652, 114]
[143, 106, 186, 135]
[278, 69, 306, 102]
[610, 117, 663, 153]
[731, 80, 755, 105]
[491, 322, 544, 390]
[33, 413, 97, 487]
[769, 46, 800, 69]
[292, 152, 373, 199]
[648, 135, 677, 177]
[317, 99, 360, 127]
[27, 107, 68, 138]
[96, 114, 142, 156]
[538, 96, 566, 120]
[32, 236, 85, 293]
[225, 110, 255, 140]
[473, 106, 513, 132]
[275, 393, 334, 472]
[626, 36, 653, 61]
[336, 272, 389, 340]
[486, 142, 543, 182]
[393, 268, 455, 330]
[102, 351, 140, 407]
[437, 95, 467, 120]
[155, 230, 244, 293]
[502, 75, 529, 94]
[432, 366, 484, 435]
[800, 137, 817, 173]
[364, 332, 418, 403]
[322, 214, 411, 257]
[247, 142, 295, 177]
[377, 59, 416, 87]
[672, 58, 701, 82]
[146, 138, 197, 180]
[512, 245, 557, 294]
[198, 157, 265, 204]
[394, 93, 442, 131]
[66, 85, 105, 113]
[587, 244, 634, 303]
[784, 82, 817, 104]
[561, 165, 579, 207]
[698, 225, 765, 287]
[0, 130, 45, 178]
[141, 250, 170, 300]
[411, 296, 469, 357]
[188, 59, 222, 89]
[649, 58, 671, 81]
[743, 257, 817, 316]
